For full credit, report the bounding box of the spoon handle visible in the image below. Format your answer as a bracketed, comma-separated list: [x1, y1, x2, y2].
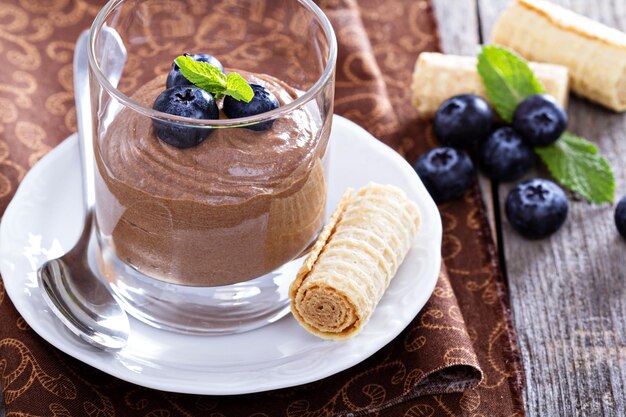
[73, 31, 95, 211]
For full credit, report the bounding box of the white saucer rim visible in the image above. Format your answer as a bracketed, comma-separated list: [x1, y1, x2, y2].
[0, 115, 442, 395]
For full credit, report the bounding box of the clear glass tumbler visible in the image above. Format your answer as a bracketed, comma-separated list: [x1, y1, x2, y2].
[88, 0, 336, 334]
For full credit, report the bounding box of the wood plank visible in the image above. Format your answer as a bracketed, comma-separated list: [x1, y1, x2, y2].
[432, 0, 480, 55]
[477, 0, 626, 415]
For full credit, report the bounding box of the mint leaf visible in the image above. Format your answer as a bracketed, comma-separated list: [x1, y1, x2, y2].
[174, 55, 253, 103]
[535, 132, 615, 204]
[175, 55, 226, 93]
[225, 72, 254, 102]
[477, 45, 545, 122]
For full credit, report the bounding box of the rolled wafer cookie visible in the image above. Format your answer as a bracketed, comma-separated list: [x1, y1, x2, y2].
[289, 183, 421, 340]
[493, 0, 626, 112]
[411, 52, 569, 118]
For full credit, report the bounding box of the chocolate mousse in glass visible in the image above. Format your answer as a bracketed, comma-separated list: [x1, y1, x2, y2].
[88, 0, 336, 334]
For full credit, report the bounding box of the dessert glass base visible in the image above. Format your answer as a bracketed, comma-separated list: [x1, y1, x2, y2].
[97, 233, 303, 334]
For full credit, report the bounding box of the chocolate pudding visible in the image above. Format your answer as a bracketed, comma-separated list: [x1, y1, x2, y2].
[95, 72, 329, 287]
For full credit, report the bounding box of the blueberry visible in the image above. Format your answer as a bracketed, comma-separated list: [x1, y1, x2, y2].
[505, 178, 568, 239]
[414, 147, 475, 203]
[166, 53, 224, 89]
[223, 84, 279, 131]
[479, 127, 534, 182]
[512, 94, 567, 147]
[152, 86, 219, 149]
[434, 94, 494, 148]
[614, 195, 626, 239]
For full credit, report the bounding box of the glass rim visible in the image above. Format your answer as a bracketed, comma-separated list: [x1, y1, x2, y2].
[88, 0, 337, 127]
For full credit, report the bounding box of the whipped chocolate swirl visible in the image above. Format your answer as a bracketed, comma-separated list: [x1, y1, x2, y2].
[102, 72, 320, 204]
[94, 71, 329, 286]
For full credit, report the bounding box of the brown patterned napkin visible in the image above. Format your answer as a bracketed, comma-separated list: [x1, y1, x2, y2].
[0, 0, 525, 415]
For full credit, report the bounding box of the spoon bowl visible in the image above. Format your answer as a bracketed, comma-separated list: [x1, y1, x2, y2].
[38, 214, 129, 351]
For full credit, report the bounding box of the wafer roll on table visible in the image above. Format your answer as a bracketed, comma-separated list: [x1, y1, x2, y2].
[289, 183, 421, 340]
[493, 0, 626, 112]
[411, 52, 569, 118]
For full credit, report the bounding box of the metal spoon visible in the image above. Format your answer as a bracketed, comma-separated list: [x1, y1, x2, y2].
[38, 29, 129, 351]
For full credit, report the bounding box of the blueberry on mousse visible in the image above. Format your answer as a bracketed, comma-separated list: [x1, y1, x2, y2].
[479, 127, 534, 182]
[166, 53, 224, 89]
[414, 147, 475, 203]
[505, 178, 568, 239]
[154, 54, 277, 146]
[434, 94, 494, 148]
[512, 94, 568, 146]
[152, 86, 219, 149]
[223, 83, 279, 131]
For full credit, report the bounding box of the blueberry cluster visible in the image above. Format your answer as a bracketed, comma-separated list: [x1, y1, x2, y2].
[152, 53, 279, 149]
[414, 93, 570, 239]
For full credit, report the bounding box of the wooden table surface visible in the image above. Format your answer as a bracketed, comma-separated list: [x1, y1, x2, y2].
[432, 0, 626, 415]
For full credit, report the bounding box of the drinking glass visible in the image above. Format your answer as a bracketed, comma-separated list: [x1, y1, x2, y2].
[88, 0, 336, 334]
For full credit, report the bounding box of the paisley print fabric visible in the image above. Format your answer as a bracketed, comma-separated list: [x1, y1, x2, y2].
[0, 0, 525, 415]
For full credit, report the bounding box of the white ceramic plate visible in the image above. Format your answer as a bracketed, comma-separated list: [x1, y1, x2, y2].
[0, 115, 441, 395]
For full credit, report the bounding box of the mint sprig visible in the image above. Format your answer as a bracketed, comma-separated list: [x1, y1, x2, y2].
[477, 45, 545, 122]
[174, 55, 254, 102]
[476, 45, 615, 204]
[535, 133, 615, 204]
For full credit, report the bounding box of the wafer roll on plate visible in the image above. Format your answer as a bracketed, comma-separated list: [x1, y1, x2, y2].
[289, 183, 421, 340]
[493, 0, 626, 112]
[411, 52, 569, 118]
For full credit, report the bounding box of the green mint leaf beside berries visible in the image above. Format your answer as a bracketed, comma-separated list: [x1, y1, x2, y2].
[534, 133, 615, 204]
[477, 45, 545, 122]
[224, 72, 255, 102]
[476, 45, 615, 204]
[174, 55, 254, 102]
